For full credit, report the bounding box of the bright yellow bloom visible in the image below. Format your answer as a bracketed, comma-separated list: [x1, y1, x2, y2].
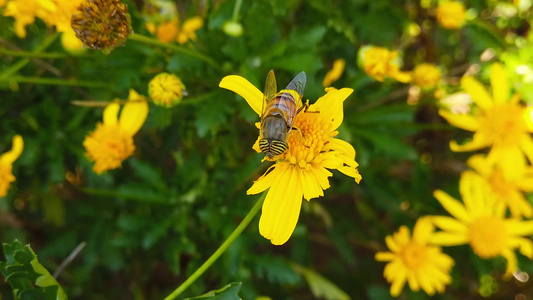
[323, 59, 346, 87]
[83, 90, 148, 174]
[0, 135, 24, 198]
[3, 0, 84, 37]
[219, 74, 361, 245]
[439, 63, 533, 172]
[412, 63, 441, 89]
[361, 46, 412, 83]
[176, 16, 203, 44]
[431, 171, 533, 277]
[61, 28, 85, 54]
[375, 218, 454, 297]
[148, 73, 186, 107]
[467, 154, 533, 219]
[148, 16, 203, 44]
[436, 1, 466, 29]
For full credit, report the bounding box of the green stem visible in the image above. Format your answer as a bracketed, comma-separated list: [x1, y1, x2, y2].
[163, 192, 266, 300]
[0, 48, 71, 59]
[128, 33, 221, 71]
[80, 187, 169, 204]
[9, 76, 112, 88]
[0, 32, 60, 81]
[232, 0, 243, 21]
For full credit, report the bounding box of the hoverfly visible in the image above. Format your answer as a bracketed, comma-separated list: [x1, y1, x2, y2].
[259, 70, 308, 159]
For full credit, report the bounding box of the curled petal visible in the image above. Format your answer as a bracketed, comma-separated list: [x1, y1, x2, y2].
[219, 75, 264, 116]
[312, 88, 353, 131]
[119, 90, 149, 135]
[0, 135, 24, 165]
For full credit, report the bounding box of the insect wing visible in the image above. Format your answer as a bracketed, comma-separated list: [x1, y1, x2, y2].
[262, 70, 277, 121]
[285, 71, 306, 99]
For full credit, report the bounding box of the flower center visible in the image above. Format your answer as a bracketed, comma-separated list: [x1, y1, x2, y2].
[0, 163, 15, 197]
[481, 103, 527, 147]
[83, 123, 135, 174]
[400, 242, 427, 270]
[469, 216, 506, 258]
[284, 111, 328, 168]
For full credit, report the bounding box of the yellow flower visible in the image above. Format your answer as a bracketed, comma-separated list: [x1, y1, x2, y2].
[412, 63, 441, 89]
[375, 218, 454, 297]
[176, 16, 203, 44]
[61, 28, 85, 54]
[438, 63, 533, 171]
[431, 171, 533, 277]
[323, 59, 346, 87]
[148, 73, 186, 107]
[360, 46, 412, 83]
[467, 154, 533, 219]
[436, 1, 466, 29]
[83, 90, 148, 174]
[155, 19, 179, 44]
[0, 135, 24, 198]
[219, 74, 362, 245]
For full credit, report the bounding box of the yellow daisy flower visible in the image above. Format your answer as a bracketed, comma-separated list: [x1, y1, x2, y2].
[436, 1, 466, 29]
[431, 171, 533, 277]
[467, 154, 533, 219]
[154, 19, 179, 44]
[176, 16, 203, 44]
[360, 46, 412, 83]
[323, 59, 346, 87]
[412, 63, 441, 89]
[219, 74, 362, 245]
[0, 135, 24, 198]
[438, 63, 533, 171]
[148, 16, 203, 44]
[83, 90, 148, 174]
[375, 217, 454, 297]
[148, 73, 186, 107]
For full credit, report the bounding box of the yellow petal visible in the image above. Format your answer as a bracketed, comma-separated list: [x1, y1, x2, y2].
[430, 232, 469, 246]
[0, 135, 24, 165]
[389, 269, 407, 297]
[461, 76, 493, 110]
[490, 63, 509, 105]
[412, 217, 434, 244]
[433, 190, 471, 223]
[181, 16, 203, 34]
[466, 154, 492, 177]
[375, 252, 395, 261]
[385, 235, 400, 253]
[247, 164, 279, 195]
[219, 75, 264, 116]
[300, 168, 324, 200]
[431, 216, 468, 233]
[518, 134, 533, 164]
[119, 90, 149, 135]
[501, 248, 517, 279]
[449, 135, 491, 152]
[312, 88, 353, 131]
[390, 70, 412, 83]
[438, 109, 480, 132]
[322, 59, 346, 87]
[103, 103, 120, 126]
[328, 138, 357, 161]
[497, 145, 526, 181]
[259, 166, 303, 245]
[407, 273, 420, 292]
[506, 220, 533, 236]
[459, 171, 484, 216]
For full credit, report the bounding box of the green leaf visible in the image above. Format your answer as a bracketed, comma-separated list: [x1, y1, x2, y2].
[184, 282, 242, 300]
[291, 263, 351, 300]
[0, 239, 67, 300]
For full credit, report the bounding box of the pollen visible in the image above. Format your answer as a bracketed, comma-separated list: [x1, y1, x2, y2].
[469, 216, 506, 258]
[83, 123, 135, 174]
[285, 111, 326, 166]
[401, 243, 427, 270]
[481, 103, 528, 147]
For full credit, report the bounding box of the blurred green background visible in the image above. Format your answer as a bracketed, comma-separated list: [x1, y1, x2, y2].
[1, 0, 533, 299]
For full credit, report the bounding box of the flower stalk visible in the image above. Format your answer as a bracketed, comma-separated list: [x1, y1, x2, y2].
[163, 191, 266, 300]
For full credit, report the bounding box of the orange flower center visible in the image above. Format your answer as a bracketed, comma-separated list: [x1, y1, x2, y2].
[469, 216, 506, 258]
[284, 109, 330, 168]
[83, 123, 135, 174]
[481, 103, 528, 147]
[400, 242, 427, 270]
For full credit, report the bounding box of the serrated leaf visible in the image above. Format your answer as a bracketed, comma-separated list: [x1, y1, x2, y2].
[291, 264, 350, 300]
[0, 240, 67, 300]
[184, 282, 242, 300]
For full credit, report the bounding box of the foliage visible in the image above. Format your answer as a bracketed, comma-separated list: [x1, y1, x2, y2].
[0, 0, 532, 299]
